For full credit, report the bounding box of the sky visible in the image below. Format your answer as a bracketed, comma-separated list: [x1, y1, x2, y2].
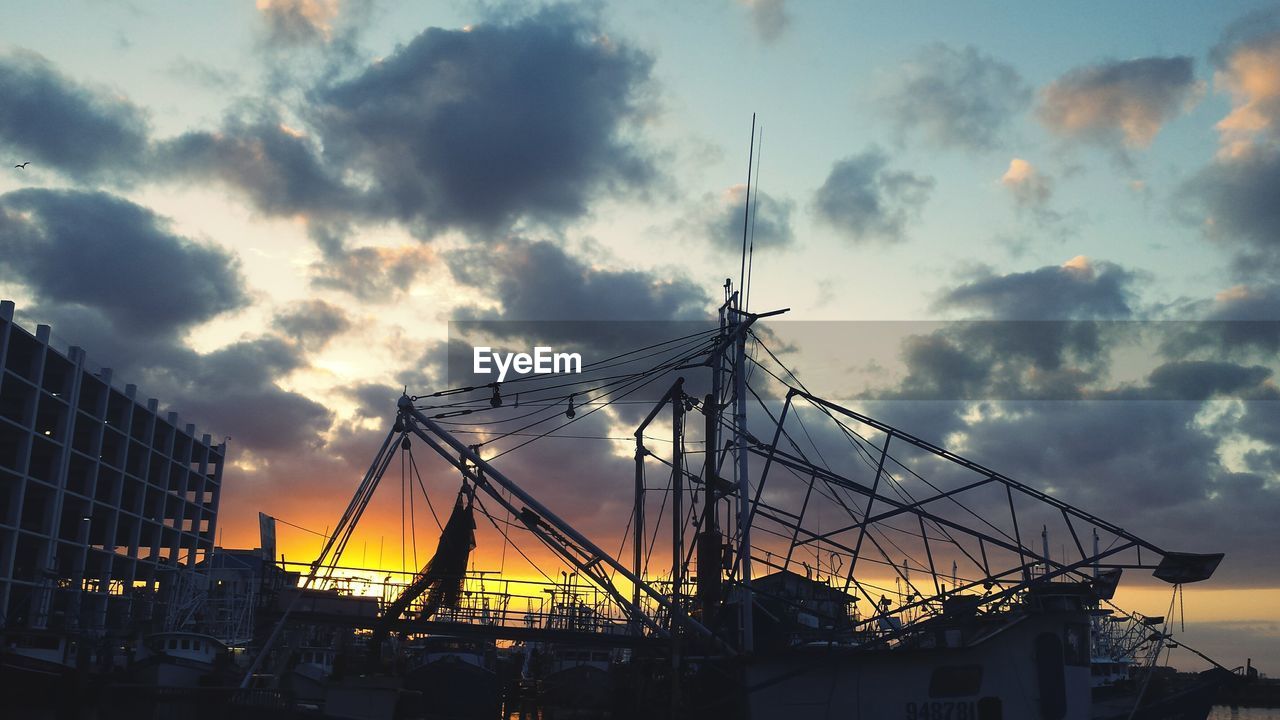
[1, 0, 1279, 671]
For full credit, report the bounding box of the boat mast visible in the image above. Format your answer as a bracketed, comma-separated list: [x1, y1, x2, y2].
[733, 114, 758, 653]
[733, 290, 754, 652]
[696, 288, 727, 624]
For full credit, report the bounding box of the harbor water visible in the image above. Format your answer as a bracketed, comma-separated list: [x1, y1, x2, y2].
[1210, 708, 1280, 719]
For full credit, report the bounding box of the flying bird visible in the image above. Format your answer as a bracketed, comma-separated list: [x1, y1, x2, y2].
[14, 162, 30, 169]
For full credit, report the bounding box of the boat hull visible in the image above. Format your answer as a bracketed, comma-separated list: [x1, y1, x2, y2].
[744, 610, 1092, 720]
[403, 655, 500, 720]
[1091, 668, 1236, 720]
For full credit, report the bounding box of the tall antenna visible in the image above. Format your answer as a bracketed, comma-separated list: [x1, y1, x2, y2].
[738, 113, 757, 300]
[745, 125, 763, 312]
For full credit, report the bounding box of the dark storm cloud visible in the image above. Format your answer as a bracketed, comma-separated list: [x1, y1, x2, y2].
[862, 323, 1109, 417]
[960, 401, 1216, 512]
[447, 239, 707, 323]
[1202, 286, 1280, 353]
[699, 186, 795, 252]
[936, 259, 1137, 320]
[273, 299, 352, 350]
[1180, 146, 1280, 276]
[0, 50, 150, 180]
[1156, 286, 1280, 357]
[193, 336, 306, 388]
[854, 262, 1137, 439]
[881, 44, 1031, 152]
[0, 189, 248, 337]
[392, 340, 449, 397]
[444, 239, 711, 373]
[342, 382, 401, 419]
[306, 5, 660, 236]
[1038, 56, 1199, 151]
[891, 334, 991, 400]
[1205, 285, 1280, 321]
[1145, 360, 1272, 400]
[1241, 396, 1280, 443]
[156, 113, 360, 221]
[812, 148, 934, 244]
[168, 339, 336, 454]
[162, 337, 333, 453]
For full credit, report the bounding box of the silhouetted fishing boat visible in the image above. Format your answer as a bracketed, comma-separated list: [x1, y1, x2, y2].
[232, 276, 1229, 720]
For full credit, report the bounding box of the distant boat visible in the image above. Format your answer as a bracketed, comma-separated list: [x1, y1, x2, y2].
[402, 635, 500, 720]
[132, 630, 227, 687]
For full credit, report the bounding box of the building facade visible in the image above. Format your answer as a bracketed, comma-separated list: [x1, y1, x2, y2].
[0, 300, 223, 635]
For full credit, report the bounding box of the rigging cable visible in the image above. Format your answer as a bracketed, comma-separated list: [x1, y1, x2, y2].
[413, 327, 720, 408]
[407, 445, 418, 570]
[747, 337, 1022, 568]
[268, 514, 328, 538]
[406, 447, 444, 532]
[483, 340, 714, 460]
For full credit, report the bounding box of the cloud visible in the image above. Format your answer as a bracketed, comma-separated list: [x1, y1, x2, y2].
[698, 184, 795, 253]
[1001, 158, 1051, 209]
[840, 310, 1280, 584]
[1206, 283, 1280, 321]
[937, 256, 1137, 320]
[1210, 8, 1280, 154]
[736, 0, 791, 44]
[1180, 144, 1280, 275]
[1000, 157, 1072, 234]
[1145, 360, 1272, 400]
[1157, 284, 1280, 357]
[0, 189, 332, 455]
[930, 395, 1280, 587]
[1178, 14, 1280, 277]
[309, 243, 436, 301]
[341, 382, 401, 419]
[306, 5, 660, 237]
[0, 189, 247, 337]
[963, 401, 1219, 511]
[448, 239, 708, 323]
[881, 44, 1030, 151]
[1038, 56, 1201, 151]
[161, 336, 333, 453]
[164, 57, 243, 92]
[812, 148, 934, 244]
[273, 299, 352, 350]
[156, 112, 360, 222]
[0, 49, 150, 181]
[256, 0, 342, 45]
[444, 238, 711, 364]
